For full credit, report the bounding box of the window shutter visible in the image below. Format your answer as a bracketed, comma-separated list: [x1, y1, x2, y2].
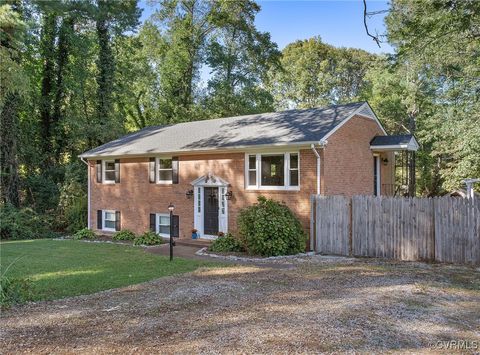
[172, 215, 179, 238]
[149, 213, 156, 232]
[96, 160, 102, 183]
[115, 211, 121, 231]
[97, 210, 102, 229]
[114, 159, 120, 183]
[149, 158, 156, 183]
[172, 157, 179, 184]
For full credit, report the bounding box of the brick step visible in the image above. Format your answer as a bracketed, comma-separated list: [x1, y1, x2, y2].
[175, 238, 212, 248]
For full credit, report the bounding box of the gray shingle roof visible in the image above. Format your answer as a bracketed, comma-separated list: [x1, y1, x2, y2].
[80, 102, 368, 158]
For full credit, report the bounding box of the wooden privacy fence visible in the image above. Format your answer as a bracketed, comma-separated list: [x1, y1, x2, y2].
[310, 195, 480, 265]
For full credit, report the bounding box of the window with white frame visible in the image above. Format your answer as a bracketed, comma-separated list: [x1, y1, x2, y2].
[247, 155, 257, 186]
[156, 213, 170, 236]
[103, 210, 116, 231]
[289, 153, 299, 186]
[157, 158, 172, 183]
[246, 152, 300, 189]
[103, 160, 116, 183]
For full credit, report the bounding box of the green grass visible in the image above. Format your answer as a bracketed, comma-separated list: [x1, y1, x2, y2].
[1, 239, 218, 301]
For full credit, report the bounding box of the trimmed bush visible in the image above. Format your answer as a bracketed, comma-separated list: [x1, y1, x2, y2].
[72, 228, 96, 240]
[133, 231, 163, 246]
[210, 233, 245, 253]
[112, 229, 136, 241]
[238, 196, 307, 256]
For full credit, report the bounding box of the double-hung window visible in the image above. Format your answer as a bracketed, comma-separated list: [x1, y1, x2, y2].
[156, 213, 170, 237]
[103, 210, 116, 231]
[157, 158, 172, 183]
[246, 152, 300, 190]
[103, 160, 116, 183]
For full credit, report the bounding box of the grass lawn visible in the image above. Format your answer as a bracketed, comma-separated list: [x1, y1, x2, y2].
[0, 239, 218, 301]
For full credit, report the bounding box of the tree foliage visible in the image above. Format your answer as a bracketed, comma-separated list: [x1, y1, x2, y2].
[0, 0, 478, 237]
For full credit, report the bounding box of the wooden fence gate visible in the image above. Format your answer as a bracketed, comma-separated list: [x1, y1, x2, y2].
[310, 195, 480, 265]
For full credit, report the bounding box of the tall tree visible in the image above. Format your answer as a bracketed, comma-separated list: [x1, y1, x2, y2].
[204, 1, 280, 117]
[94, 0, 141, 142]
[38, 7, 58, 169]
[385, 0, 480, 191]
[268, 37, 375, 110]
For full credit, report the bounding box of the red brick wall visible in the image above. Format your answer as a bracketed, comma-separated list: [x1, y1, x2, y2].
[89, 149, 317, 238]
[322, 114, 394, 196]
[88, 114, 394, 239]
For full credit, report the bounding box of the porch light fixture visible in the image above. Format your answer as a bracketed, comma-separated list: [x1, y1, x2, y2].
[225, 191, 233, 200]
[185, 189, 194, 199]
[382, 158, 389, 166]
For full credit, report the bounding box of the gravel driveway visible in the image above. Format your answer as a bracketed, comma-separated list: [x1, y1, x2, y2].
[1, 257, 479, 354]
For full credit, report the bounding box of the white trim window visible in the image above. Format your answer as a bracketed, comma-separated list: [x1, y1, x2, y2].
[245, 152, 300, 190]
[103, 160, 116, 184]
[157, 157, 172, 184]
[156, 213, 170, 237]
[103, 210, 116, 231]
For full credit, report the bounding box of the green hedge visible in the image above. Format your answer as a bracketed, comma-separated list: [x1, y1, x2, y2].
[0, 205, 55, 240]
[112, 229, 136, 241]
[210, 233, 244, 253]
[238, 196, 306, 256]
[72, 228, 96, 240]
[133, 231, 164, 246]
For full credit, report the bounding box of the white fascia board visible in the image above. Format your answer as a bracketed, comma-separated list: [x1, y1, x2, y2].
[78, 141, 318, 160]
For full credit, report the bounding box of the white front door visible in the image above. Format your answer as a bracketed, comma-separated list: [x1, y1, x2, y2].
[194, 185, 228, 239]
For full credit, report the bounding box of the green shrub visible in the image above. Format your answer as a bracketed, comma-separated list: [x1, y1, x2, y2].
[1, 258, 34, 309]
[238, 196, 307, 257]
[64, 195, 87, 233]
[133, 231, 163, 246]
[0, 276, 33, 309]
[72, 228, 96, 240]
[210, 233, 245, 253]
[0, 205, 56, 240]
[112, 229, 136, 241]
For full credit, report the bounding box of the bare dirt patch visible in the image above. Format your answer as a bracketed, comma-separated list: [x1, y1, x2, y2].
[1, 259, 479, 354]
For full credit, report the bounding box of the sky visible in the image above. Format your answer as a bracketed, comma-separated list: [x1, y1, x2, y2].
[139, 0, 393, 54]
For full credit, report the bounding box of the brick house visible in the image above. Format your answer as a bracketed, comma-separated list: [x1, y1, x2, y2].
[79, 102, 418, 242]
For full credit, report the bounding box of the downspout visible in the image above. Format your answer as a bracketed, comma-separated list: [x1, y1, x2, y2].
[311, 139, 327, 195]
[310, 141, 327, 252]
[80, 157, 90, 229]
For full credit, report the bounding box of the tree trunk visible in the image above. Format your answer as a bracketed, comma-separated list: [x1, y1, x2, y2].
[53, 16, 74, 162]
[96, 4, 115, 143]
[39, 13, 57, 169]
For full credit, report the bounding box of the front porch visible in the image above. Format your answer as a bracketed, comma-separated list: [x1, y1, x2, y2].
[370, 134, 419, 197]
